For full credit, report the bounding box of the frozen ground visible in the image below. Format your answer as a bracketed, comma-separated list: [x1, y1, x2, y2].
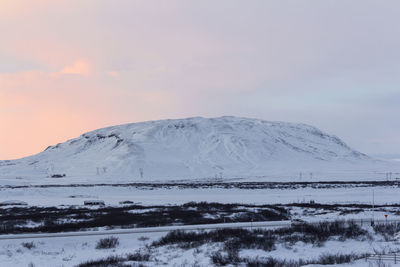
[1, 223, 400, 266]
[0, 183, 399, 207]
[1, 182, 400, 266]
[0, 231, 161, 267]
[1, 169, 400, 186]
[2, 181, 400, 234]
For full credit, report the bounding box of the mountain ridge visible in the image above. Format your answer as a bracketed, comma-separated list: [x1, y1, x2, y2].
[0, 116, 386, 182]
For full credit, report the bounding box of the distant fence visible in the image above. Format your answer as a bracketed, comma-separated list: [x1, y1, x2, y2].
[365, 254, 400, 264]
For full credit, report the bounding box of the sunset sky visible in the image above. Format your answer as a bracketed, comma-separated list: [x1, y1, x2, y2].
[1, 0, 400, 160]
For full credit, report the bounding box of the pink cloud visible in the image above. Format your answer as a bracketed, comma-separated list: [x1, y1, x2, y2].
[60, 60, 91, 76]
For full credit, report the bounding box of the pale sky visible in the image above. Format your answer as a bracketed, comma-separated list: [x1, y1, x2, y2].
[1, 0, 400, 160]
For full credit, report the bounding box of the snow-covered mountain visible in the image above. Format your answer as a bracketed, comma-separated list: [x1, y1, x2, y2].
[0, 116, 391, 182]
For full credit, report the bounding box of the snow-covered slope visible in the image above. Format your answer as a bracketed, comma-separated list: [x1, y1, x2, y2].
[0, 116, 393, 182]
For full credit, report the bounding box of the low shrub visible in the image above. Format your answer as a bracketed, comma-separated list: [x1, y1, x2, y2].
[77, 255, 126, 267]
[153, 228, 276, 251]
[95, 236, 119, 249]
[21, 241, 35, 249]
[210, 250, 239, 266]
[374, 222, 400, 241]
[276, 220, 368, 244]
[77, 253, 148, 267]
[210, 253, 361, 267]
[153, 220, 367, 254]
[318, 253, 355, 264]
[127, 251, 151, 262]
[245, 257, 291, 267]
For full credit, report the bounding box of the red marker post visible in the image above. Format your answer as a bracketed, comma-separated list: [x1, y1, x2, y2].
[384, 214, 388, 225]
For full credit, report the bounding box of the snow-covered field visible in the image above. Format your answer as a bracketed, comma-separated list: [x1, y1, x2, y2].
[0, 183, 399, 207]
[1, 224, 400, 266]
[1, 182, 400, 266]
[0, 232, 161, 267]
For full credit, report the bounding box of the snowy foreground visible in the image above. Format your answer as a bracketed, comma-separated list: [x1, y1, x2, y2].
[1, 181, 400, 266]
[1, 222, 400, 267]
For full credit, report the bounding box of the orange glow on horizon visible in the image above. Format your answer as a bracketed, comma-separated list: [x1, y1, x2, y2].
[0, 67, 172, 160]
[0, 110, 102, 160]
